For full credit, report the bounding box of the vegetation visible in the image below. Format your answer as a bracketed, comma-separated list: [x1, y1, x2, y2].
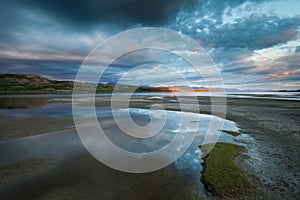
[221, 129, 240, 136]
[96, 85, 114, 93]
[0, 74, 168, 94]
[0, 74, 74, 94]
[0, 73, 217, 94]
[200, 142, 254, 198]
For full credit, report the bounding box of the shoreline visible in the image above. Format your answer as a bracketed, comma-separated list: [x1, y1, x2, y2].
[0, 96, 299, 199]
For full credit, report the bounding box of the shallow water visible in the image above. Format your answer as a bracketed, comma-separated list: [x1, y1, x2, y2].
[0, 96, 249, 199]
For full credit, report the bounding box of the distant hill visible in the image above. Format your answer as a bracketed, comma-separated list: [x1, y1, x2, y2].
[97, 83, 220, 93]
[0, 74, 220, 94]
[0, 74, 98, 94]
[0, 74, 75, 94]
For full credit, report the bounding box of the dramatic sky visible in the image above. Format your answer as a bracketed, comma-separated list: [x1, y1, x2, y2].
[0, 0, 300, 90]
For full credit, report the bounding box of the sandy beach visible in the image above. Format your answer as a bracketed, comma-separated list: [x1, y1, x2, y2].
[0, 95, 299, 199]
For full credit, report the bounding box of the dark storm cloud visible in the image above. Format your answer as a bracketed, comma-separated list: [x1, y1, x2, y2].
[0, 1, 96, 59]
[15, 0, 197, 27]
[0, 58, 80, 79]
[0, 0, 198, 62]
[0, 0, 299, 89]
[1, 0, 298, 50]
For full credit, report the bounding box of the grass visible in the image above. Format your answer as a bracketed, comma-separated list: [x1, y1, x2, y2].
[200, 142, 254, 198]
[221, 129, 240, 136]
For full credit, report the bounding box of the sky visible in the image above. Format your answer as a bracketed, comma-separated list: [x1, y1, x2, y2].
[0, 0, 299, 90]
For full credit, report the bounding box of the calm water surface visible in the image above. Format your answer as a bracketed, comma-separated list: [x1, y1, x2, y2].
[0, 95, 252, 199]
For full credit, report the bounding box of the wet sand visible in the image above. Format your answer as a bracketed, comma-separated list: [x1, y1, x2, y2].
[0, 95, 299, 199]
[0, 128, 205, 200]
[0, 117, 74, 140]
[223, 97, 300, 199]
[0, 158, 53, 186]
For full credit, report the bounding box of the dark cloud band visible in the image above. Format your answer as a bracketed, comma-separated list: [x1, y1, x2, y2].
[16, 0, 197, 27]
